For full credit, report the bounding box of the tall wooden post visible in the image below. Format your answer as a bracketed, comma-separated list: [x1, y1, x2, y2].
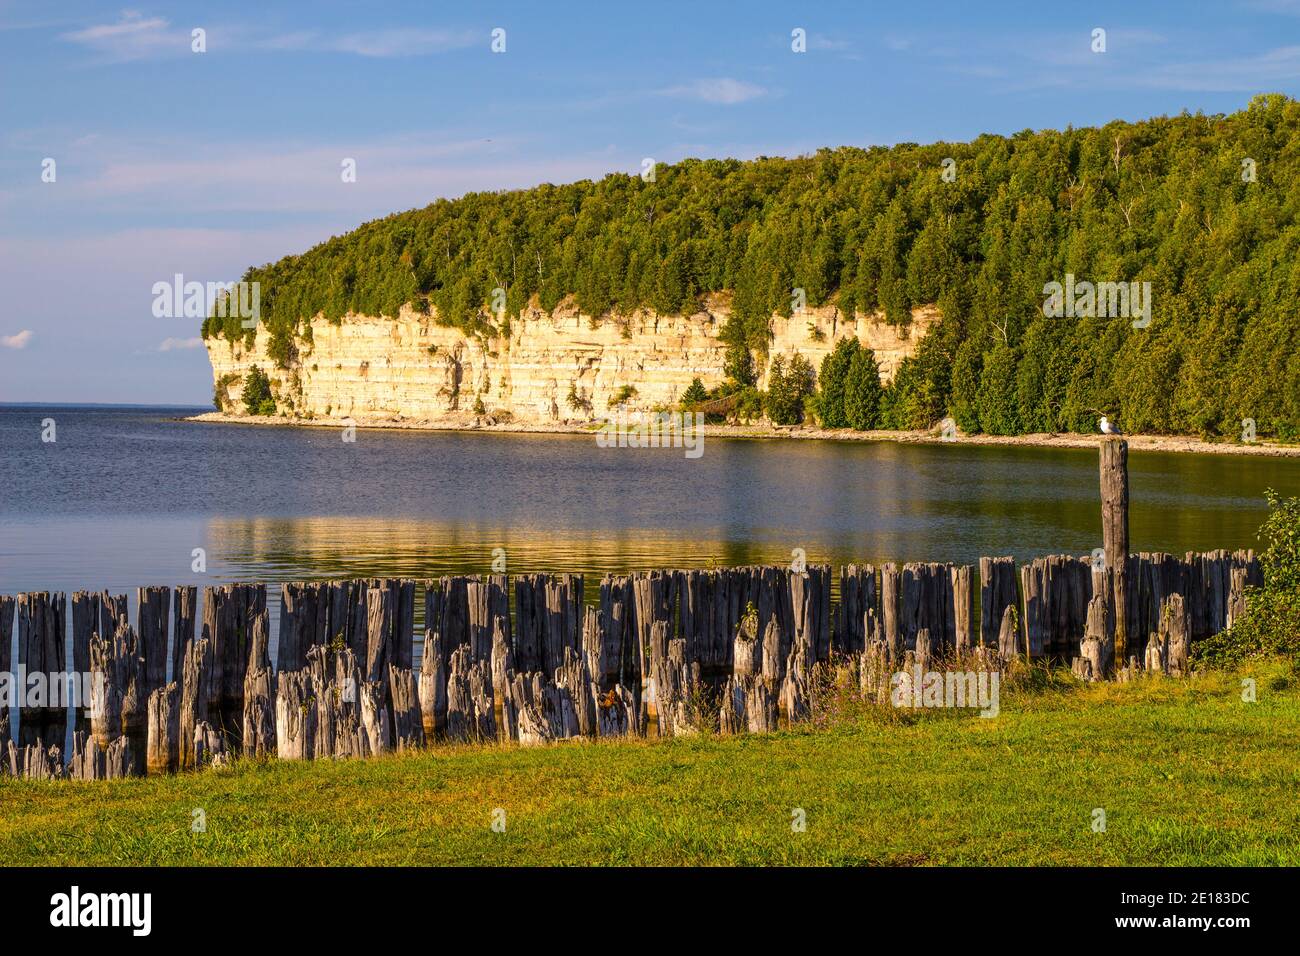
[1100, 438, 1130, 664]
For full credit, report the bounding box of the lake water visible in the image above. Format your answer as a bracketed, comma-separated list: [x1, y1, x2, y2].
[3, 404, 1298, 600]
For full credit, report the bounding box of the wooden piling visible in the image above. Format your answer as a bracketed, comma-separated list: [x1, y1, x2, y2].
[979, 557, 1016, 647]
[1100, 437, 1131, 662]
[392, 579, 417, 670]
[389, 664, 423, 751]
[89, 619, 145, 775]
[881, 564, 901, 658]
[136, 586, 171, 698]
[145, 681, 180, 775]
[0, 595, 12, 746]
[835, 563, 875, 656]
[418, 628, 447, 741]
[17, 592, 67, 749]
[172, 585, 198, 683]
[99, 591, 128, 640]
[177, 636, 212, 771]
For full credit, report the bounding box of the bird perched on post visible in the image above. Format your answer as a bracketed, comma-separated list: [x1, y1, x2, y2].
[1099, 416, 1122, 435]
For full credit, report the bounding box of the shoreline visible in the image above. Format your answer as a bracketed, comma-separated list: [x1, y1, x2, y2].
[183, 411, 1300, 458]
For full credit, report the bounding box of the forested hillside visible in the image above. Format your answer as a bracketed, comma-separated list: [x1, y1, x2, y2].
[203, 94, 1300, 439]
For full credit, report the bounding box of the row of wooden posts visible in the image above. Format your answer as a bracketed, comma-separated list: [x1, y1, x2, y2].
[0, 548, 1259, 780]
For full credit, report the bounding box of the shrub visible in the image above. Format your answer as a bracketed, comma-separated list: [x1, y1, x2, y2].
[241, 366, 276, 416]
[731, 386, 764, 423]
[1193, 490, 1300, 669]
[213, 373, 237, 412]
[566, 382, 590, 412]
[608, 384, 638, 408]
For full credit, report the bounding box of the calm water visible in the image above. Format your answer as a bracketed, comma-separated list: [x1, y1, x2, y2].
[3, 404, 1298, 599]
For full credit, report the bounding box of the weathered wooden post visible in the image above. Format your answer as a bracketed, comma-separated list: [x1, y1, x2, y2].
[136, 586, 171, 699]
[418, 628, 447, 741]
[1100, 437, 1131, 664]
[0, 595, 14, 745]
[145, 682, 180, 775]
[172, 586, 198, 682]
[17, 592, 67, 748]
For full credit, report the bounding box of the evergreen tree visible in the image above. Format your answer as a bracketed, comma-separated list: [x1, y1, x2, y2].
[724, 343, 756, 387]
[201, 95, 1300, 440]
[817, 337, 860, 428]
[241, 365, 275, 416]
[949, 338, 983, 433]
[766, 353, 815, 425]
[976, 343, 1022, 435]
[681, 377, 708, 407]
[843, 347, 883, 430]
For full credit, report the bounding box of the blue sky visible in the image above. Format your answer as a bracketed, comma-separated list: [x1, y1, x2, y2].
[2, 0, 1299, 404]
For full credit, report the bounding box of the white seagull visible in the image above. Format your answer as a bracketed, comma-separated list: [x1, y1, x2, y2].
[1099, 416, 1122, 435]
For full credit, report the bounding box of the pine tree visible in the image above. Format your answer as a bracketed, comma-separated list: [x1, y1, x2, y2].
[843, 347, 883, 430]
[241, 365, 275, 416]
[817, 337, 859, 428]
[976, 343, 1022, 435]
[681, 377, 708, 407]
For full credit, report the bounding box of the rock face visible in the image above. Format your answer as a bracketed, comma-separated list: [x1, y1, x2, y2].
[206, 297, 938, 424]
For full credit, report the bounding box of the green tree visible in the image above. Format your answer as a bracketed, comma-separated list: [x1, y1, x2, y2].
[976, 343, 1021, 435]
[680, 377, 708, 407]
[724, 343, 757, 387]
[200, 99, 1300, 440]
[843, 347, 883, 430]
[242, 365, 276, 416]
[949, 338, 983, 433]
[817, 337, 859, 428]
[766, 353, 814, 425]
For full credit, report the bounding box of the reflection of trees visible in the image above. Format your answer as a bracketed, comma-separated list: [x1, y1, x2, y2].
[202, 515, 799, 584]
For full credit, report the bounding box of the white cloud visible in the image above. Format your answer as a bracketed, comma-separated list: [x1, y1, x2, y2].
[2, 330, 34, 349]
[808, 34, 851, 52]
[159, 336, 204, 352]
[328, 28, 479, 57]
[7, 131, 614, 221]
[1136, 43, 1300, 91]
[60, 14, 479, 63]
[658, 78, 767, 105]
[59, 11, 190, 62]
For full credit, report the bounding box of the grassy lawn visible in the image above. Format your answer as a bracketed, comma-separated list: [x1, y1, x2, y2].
[2, 664, 1297, 866]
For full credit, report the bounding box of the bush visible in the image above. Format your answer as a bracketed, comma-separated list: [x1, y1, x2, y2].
[213, 373, 236, 412]
[731, 386, 764, 423]
[1193, 490, 1300, 669]
[608, 384, 638, 408]
[241, 365, 276, 416]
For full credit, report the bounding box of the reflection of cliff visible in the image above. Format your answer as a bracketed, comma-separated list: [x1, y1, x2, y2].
[201, 515, 814, 586]
[207, 299, 938, 423]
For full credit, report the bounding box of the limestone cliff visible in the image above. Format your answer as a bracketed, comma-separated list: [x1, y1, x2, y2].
[206, 297, 938, 424]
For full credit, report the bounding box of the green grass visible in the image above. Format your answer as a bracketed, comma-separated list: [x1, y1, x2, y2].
[3, 664, 1298, 866]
